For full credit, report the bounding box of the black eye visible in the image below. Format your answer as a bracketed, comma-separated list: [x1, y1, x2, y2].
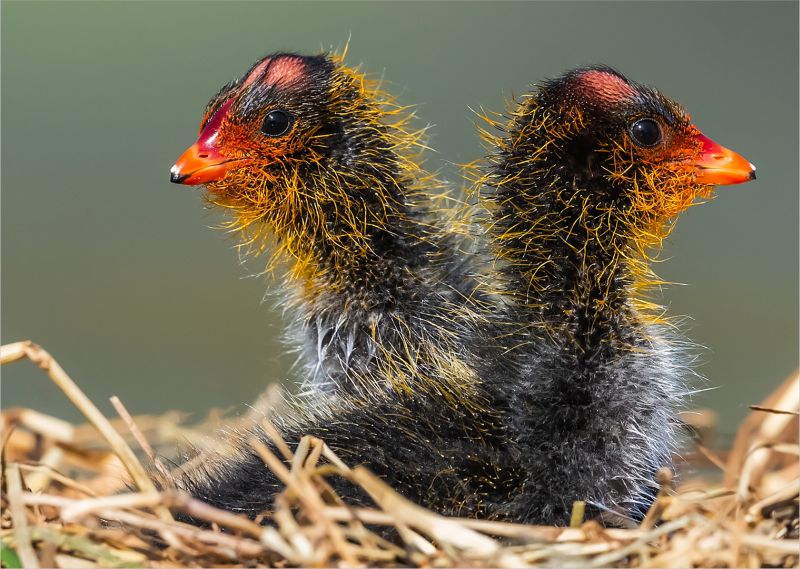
[629, 118, 662, 147]
[261, 109, 292, 137]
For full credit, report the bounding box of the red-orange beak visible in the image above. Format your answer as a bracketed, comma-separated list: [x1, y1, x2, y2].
[170, 98, 247, 186]
[169, 142, 239, 185]
[691, 132, 756, 186]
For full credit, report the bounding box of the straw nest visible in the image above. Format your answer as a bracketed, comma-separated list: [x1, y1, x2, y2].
[1, 340, 797, 568]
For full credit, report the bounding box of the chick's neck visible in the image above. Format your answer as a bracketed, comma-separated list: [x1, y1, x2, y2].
[488, 104, 666, 351]
[291, 192, 431, 302]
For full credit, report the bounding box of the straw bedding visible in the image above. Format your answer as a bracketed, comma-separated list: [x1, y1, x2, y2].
[1, 340, 797, 568]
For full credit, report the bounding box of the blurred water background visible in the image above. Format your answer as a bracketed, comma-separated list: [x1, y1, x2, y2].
[2, 1, 797, 439]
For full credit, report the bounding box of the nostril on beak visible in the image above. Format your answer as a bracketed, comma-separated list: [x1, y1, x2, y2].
[199, 153, 209, 159]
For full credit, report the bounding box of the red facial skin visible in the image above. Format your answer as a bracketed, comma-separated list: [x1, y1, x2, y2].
[171, 65, 755, 189]
[571, 69, 755, 186]
[170, 56, 309, 186]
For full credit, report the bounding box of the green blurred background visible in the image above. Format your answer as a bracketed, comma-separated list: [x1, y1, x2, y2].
[2, 1, 797, 438]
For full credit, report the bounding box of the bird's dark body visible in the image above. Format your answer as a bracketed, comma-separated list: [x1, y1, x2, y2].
[499, 326, 679, 522]
[180, 382, 526, 523]
[286, 218, 489, 398]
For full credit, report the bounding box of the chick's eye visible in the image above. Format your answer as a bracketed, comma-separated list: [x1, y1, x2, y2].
[629, 118, 662, 147]
[261, 110, 292, 137]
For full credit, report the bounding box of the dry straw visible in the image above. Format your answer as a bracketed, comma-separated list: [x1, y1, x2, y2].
[1, 340, 797, 568]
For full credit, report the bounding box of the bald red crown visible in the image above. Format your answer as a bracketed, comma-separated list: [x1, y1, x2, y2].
[197, 55, 310, 136]
[572, 69, 637, 108]
[242, 55, 308, 89]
